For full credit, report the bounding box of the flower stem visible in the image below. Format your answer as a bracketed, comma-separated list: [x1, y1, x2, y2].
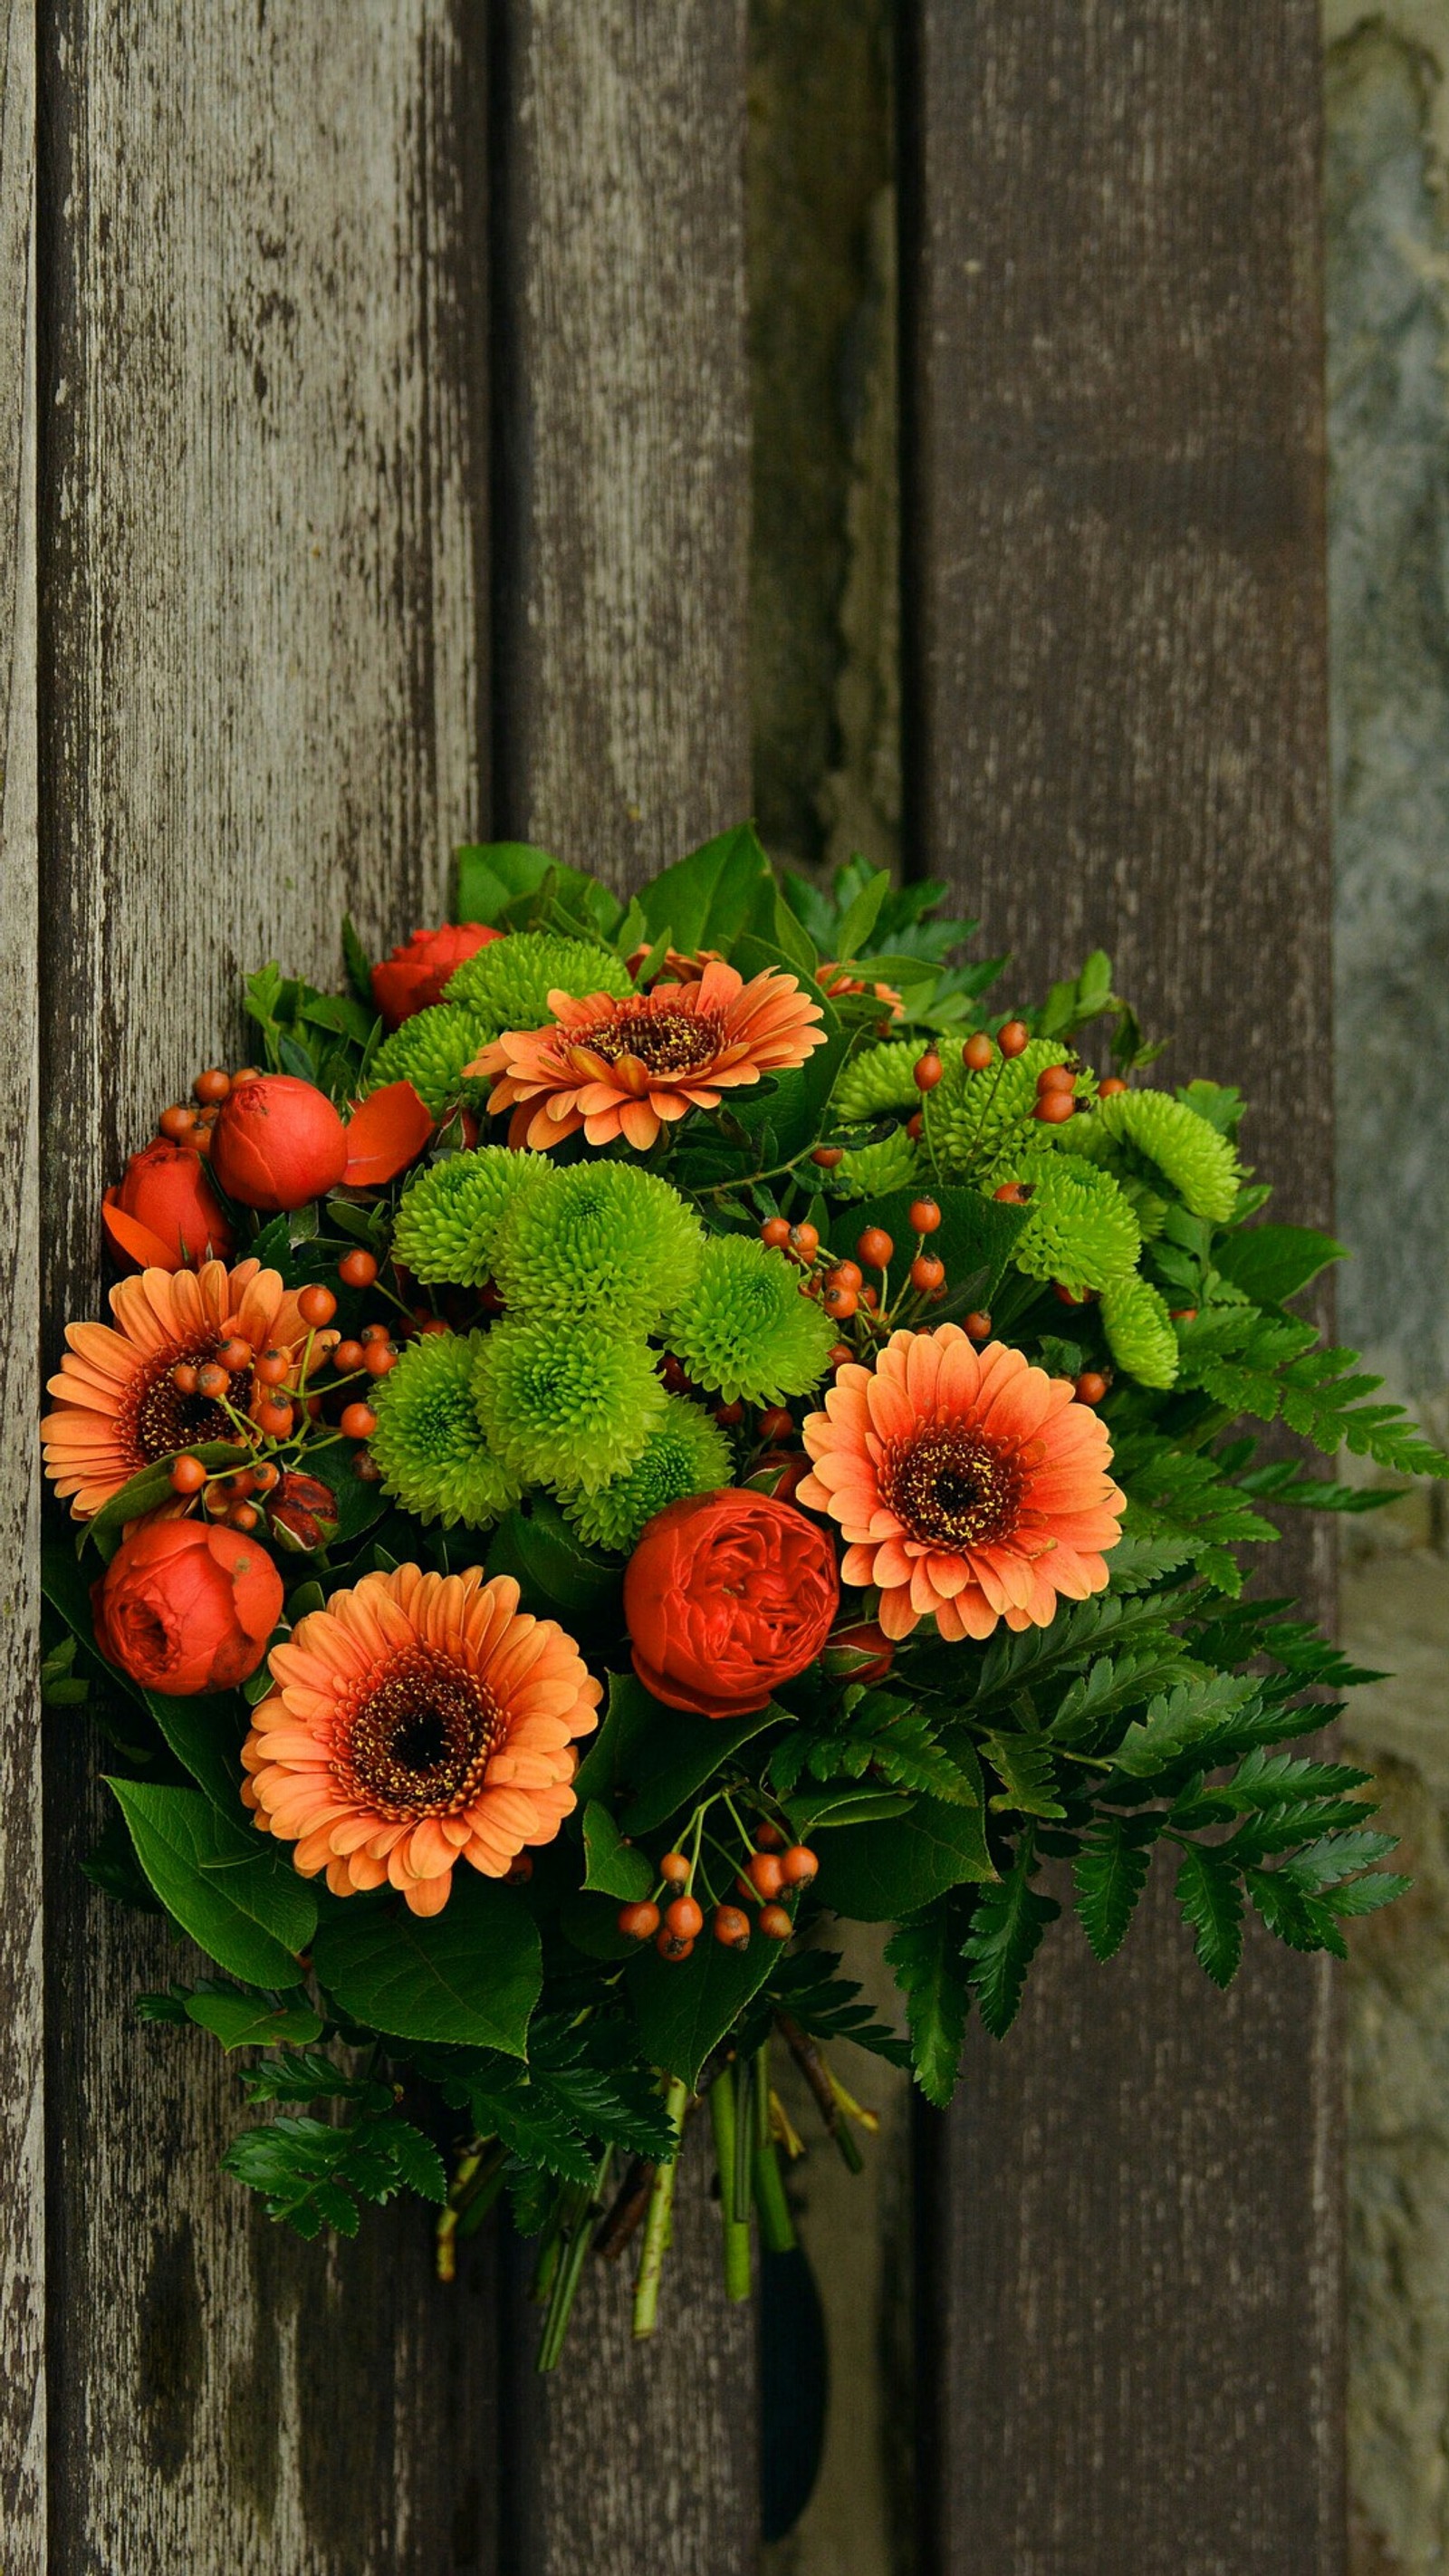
[632, 2076, 687, 2339]
[536, 2153, 611, 2374]
[708, 2065, 753, 2301]
[751, 2043, 797, 2253]
[731, 2054, 753, 2227]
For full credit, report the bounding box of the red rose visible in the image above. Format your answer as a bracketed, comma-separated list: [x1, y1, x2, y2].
[370, 923, 503, 1029]
[624, 1491, 839, 1718]
[210, 1074, 349, 1210]
[94, 1520, 283, 1697]
[101, 1140, 233, 1272]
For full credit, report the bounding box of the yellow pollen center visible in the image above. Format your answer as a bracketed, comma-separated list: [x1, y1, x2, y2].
[583, 1004, 723, 1077]
[887, 1427, 1022, 1551]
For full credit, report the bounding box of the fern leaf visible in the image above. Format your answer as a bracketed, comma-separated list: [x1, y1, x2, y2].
[1175, 1844, 1243, 1987]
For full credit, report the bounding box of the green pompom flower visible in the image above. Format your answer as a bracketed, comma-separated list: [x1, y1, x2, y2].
[471, 1320, 665, 1492]
[443, 928, 633, 1042]
[833, 1039, 926, 1124]
[1009, 1151, 1142, 1295]
[559, 1397, 731, 1551]
[827, 1128, 923, 1198]
[1087, 1089, 1239, 1225]
[923, 1039, 1081, 1178]
[364, 1003, 492, 1119]
[492, 1161, 705, 1332]
[391, 1149, 545, 1287]
[1100, 1273, 1180, 1389]
[368, 1330, 522, 1527]
[664, 1235, 835, 1406]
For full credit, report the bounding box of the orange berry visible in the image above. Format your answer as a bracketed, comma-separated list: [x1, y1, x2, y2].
[857, 1226, 893, 1270]
[993, 1182, 1028, 1205]
[761, 1217, 791, 1248]
[964, 1310, 993, 1341]
[656, 1929, 695, 1962]
[829, 1341, 855, 1367]
[171, 1362, 199, 1397]
[353, 1447, 382, 1482]
[1054, 1283, 1088, 1306]
[788, 1222, 820, 1262]
[255, 1397, 294, 1438]
[1034, 1090, 1076, 1125]
[197, 1362, 230, 1401]
[227, 1469, 257, 1500]
[758, 1407, 794, 1441]
[332, 1339, 366, 1374]
[713, 1905, 752, 1951]
[255, 1349, 292, 1387]
[747, 1851, 785, 1899]
[1099, 1076, 1128, 1097]
[216, 1335, 254, 1374]
[907, 1112, 924, 1140]
[811, 1146, 843, 1168]
[360, 1322, 392, 1344]
[227, 1501, 260, 1533]
[666, 1895, 704, 1940]
[1074, 1371, 1109, 1406]
[781, 1845, 819, 1886]
[997, 1019, 1030, 1058]
[908, 1198, 941, 1235]
[757, 1904, 792, 1941]
[158, 1103, 196, 1142]
[714, 1399, 744, 1427]
[168, 1455, 206, 1495]
[1037, 1062, 1076, 1093]
[298, 1284, 337, 1329]
[251, 1461, 280, 1494]
[1170, 1306, 1198, 1323]
[754, 1821, 786, 1850]
[364, 1340, 398, 1377]
[911, 1254, 945, 1293]
[203, 1483, 232, 1517]
[659, 1850, 690, 1888]
[193, 1068, 231, 1105]
[417, 1316, 449, 1337]
[822, 1283, 858, 1319]
[338, 1248, 379, 1289]
[913, 1051, 944, 1091]
[859, 1284, 878, 1311]
[962, 1032, 995, 1072]
[340, 1401, 378, 1440]
[827, 1259, 863, 1292]
[617, 1900, 660, 1941]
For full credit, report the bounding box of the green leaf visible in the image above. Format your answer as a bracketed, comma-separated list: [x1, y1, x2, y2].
[981, 1729, 1066, 1819]
[186, 1991, 325, 2051]
[1245, 1868, 1348, 1959]
[575, 1674, 782, 1839]
[341, 915, 374, 1003]
[1072, 1820, 1154, 1961]
[82, 1443, 249, 1562]
[108, 1780, 316, 1983]
[832, 868, 892, 966]
[963, 1851, 1059, 2037]
[1109, 1675, 1259, 1779]
[311, 1874, 542, 2055]
[581, 1802, 654, 1902]
[886, 1904, 969, 2107]
[1212, 1224, 1347, 1309]
[626, 1930, 777, 2090]
[454, 841, 621, 940]
[143, 1687, 247, 1814]
[486, 1499, 623, 1625]
[1175, 1844, 1243, 1986]
[635, 822, 772, 955]
[818, 1784, 996, 1923]
[1324, 1872, 1412, 1918]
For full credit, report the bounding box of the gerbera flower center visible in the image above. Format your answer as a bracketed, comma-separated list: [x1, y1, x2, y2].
[887, 1427, 1023, 1551]
[341, 1646, 504, 1821]
[130, 1342, 251, 1462]
[583, 1004, 724, 1076]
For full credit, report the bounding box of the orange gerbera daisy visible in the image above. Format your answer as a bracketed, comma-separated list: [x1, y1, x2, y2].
[42, 1258, 312, 1519]
[797, 1327, 1125, 1643]
[467, 959, 827, 1152]
[241, 1564, 600, 1914]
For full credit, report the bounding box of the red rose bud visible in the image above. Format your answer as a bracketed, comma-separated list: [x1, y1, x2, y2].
[624, 1491, 839, 1719]
[210, 1074, 349, 1210]
[93, 1520, 283, 1697]
[822, 1620, 896, 1686]
[370, 922, 503, 1029]
[101, 1140, 233, 1273]
[341, 1079, 434, 1187]
[269, 1470, 338, 1553]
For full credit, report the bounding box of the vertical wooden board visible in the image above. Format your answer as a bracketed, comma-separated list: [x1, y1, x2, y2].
[37, 4, 493, 2566]
[0, 1, 44, 2567]
[902, 4, 1340, 2570]
[488, 6, 757, 2569]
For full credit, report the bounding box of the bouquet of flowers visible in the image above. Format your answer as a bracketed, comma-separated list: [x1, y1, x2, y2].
[41, 824, 1443, 2364]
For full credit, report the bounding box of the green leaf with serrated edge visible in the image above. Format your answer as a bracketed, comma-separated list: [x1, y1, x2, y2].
[312, 1875, 542, 2054]
[1073, 1821, 1154, 1961]
[186, 1992, 325, 2051]
[581, 1802, 654, 1902]
[1324, 1873, 1413, 1918]
[963, 1851, 1059, 2037]
[81, 1443, 249, 1563]
[1246, 1869, 1348, 1958]
[886, 1903, 969, 2107]
[818, 1780, 995, 1923]
[142, 1687, 247, 1814]
[626, 1929, 778, 2090]
[486, 1499, 622, 1624]
[1108, 1675, 1259, 1779]
[1175, 1844, 1243, 1986]
[109, 1779, 315, 1983]
[1105, 1530, 1202, 1592]
[981, 1730, 1066, 1818]
[1211, 1224, 1347, 1309]
[634, 822, 772, 954]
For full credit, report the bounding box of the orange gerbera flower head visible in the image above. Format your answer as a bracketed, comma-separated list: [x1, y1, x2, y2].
[818, 961, 905, 1021]
[241, 1563, 600, 1914]
[467, 959, 828, 1154]
[797, 1326, 1126, 1644]
[42, 1258, 312, 1520]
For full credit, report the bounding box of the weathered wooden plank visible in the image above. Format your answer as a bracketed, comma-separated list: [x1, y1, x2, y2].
[0, 2, 44, 2567]
[36, 5, 493, 2565]
[902, 4, 1341, 2568]
[488, 5, 757, 2566]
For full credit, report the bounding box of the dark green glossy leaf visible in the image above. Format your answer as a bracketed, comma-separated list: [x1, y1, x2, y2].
[142, 1687, 247, 1813]
[634, 822, 772, 955]
[1212, 1223, 1348, 1310]
[186, 1990, 325, 2050]
[627, 1927, 777, 2089]
[581, 1802, 654, 1902]
[109, 1779, 316, 1982]
[818, 1781, 995, 1923]
[311, 1874, 542, 2055]
[82, 1443, 248, 1562]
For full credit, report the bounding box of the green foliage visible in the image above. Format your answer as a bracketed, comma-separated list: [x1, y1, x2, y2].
[886, 1901, 971, 2105]
[369, 1329, 521, 1528]
[963, 1846, 1060, 2037]
[663, 1233, 835, 1405]
[311, 1876, 542, 2054]
[1176, 1312, 1449, 1478]
[109, 1780, 315, 1985]
[1072, 1820, 1156, 1961]
[225, 2107, 446, 2239]
[1099, 1272, 1179, 1389]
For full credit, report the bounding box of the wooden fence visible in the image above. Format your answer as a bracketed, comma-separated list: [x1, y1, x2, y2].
[2, 3, 1337, 2568]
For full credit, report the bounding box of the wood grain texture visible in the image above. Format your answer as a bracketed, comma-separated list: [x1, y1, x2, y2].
[901, 3, 1342, 2568]
[488, 6, 758, 2567]
[36, 5, 494, 2565]
[1, 1, 45, 2566]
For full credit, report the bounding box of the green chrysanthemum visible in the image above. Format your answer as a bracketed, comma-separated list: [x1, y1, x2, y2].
[368, 1330, 522, 1527]
[832, 1039, 925, 1124]
[923, 1039, 1082, 1178]
[443, 928, 633, 1042]
[1008, 1151, 1142, 1295]
[363, 1002, 493, 1119]
[827, 1127, 923, 1198]
[664, 1235, 836, 1406]
[391, 1149, 545, 1288]
[471, 1320, 665, 1492]
[1100, 1273, 1180, 1390]
[1085, 1088, 1239, 1225]
[558, 1397, 731, 1551]
[492, 1161, 705, 1332]
[1116, 1174, 1170, 1241]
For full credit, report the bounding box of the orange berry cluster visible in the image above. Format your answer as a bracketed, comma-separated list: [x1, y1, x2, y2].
[157, 1066, 254, 1156]
[616, 1821, 819, 1962]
